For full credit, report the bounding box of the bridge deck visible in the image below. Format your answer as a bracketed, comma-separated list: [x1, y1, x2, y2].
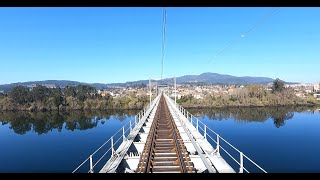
[136, 95, 195, 173]
[99, 93, 235, 173]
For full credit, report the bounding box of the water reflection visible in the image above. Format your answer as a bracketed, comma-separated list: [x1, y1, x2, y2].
[0, 110, 139, 135]
[187, 106, 319, 128]
[1, 107, 319, 134]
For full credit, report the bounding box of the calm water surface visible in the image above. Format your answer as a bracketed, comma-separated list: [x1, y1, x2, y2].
[0, 107, 320, 172]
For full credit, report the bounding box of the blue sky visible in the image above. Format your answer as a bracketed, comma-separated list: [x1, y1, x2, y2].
[0, 7, 319, 84]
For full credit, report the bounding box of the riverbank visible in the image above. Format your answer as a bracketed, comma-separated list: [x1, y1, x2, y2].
[0, 100, 318, 112]
[179, 103, 319, 109]
[0, 98, 149, 111]
[176, 88, 319, 108]
[1, 84, 319, 111]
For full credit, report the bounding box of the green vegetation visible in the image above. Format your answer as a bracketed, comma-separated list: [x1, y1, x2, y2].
[177, 79, 318, 108]
[0, 85, 149, 111]
[272, 78, 285, 92]
[0, 79, 318, 111]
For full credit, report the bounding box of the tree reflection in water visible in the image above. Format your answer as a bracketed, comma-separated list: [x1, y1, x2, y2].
[187, 106, 318, 128]
[0, 107, 318, 134]
[0, 110, 139, 135]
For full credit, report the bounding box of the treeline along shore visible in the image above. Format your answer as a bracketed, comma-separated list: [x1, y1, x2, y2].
[178, 79, 319, 108]
[0, 85, 149, 111]
[177, 89, 318, 108]
[0, 79, 319, 111]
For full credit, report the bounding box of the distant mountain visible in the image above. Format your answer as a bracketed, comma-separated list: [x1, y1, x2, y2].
[0, 72, 277, 92]
[0, 80, 109, 92]
[107, 73, 276, 86]
[175, 72, 274, 85]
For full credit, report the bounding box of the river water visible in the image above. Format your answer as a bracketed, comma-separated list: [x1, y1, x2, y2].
[0, 107, 319, 172]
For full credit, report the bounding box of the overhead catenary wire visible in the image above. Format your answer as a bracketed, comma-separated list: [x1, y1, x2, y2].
[161, 8, 167, 80]
[207, 8, 279, 64]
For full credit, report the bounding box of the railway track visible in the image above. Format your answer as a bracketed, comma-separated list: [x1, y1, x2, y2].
[136, 95, 195, 173]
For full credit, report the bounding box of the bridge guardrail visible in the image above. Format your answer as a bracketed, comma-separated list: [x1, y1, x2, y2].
[165, 94, 267, 173]
[72, 94, 161, 173]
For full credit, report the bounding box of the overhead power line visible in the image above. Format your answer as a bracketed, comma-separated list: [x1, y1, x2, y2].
[161, 8, 166, 80]
[207, 8, 279, 64]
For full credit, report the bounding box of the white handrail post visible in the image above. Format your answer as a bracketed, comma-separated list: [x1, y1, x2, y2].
[191, 116, 193, 125]
[130, 120, 132, 132]
[135, 115, 137, 125]
[111, 136, 114, 156]
[149, 78, 152, 104]
[216, 135, 220, 156]
[204, 125, 207, 139]
[196, 119, 199, 131]
[239, 152, 244, 173]
[174, 76, 177, 105]
[89, 155, 93, 173]
[122, 127, 125, 142]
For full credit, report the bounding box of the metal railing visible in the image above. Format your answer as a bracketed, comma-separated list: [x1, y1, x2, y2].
[72, 95, 161, 173]
[165, 95, 267, 173]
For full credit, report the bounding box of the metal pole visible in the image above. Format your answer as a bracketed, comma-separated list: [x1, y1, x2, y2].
[89, 155, 93, 173]
[216, 135, 220, 156]
[135, 116, 137, 125]
[122, 127, 125, 142]
[130, 120, 132, 132]
[196, 119, 199, 131]
[174, 76, 176, 105]
[149, 78, 152, 104]
[111, 136, 114, 156]
[239, 152, 244, 173]
[204, 125, 207, 139]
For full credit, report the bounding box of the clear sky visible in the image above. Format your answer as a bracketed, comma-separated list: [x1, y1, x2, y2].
[0, 7, 319, 84]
